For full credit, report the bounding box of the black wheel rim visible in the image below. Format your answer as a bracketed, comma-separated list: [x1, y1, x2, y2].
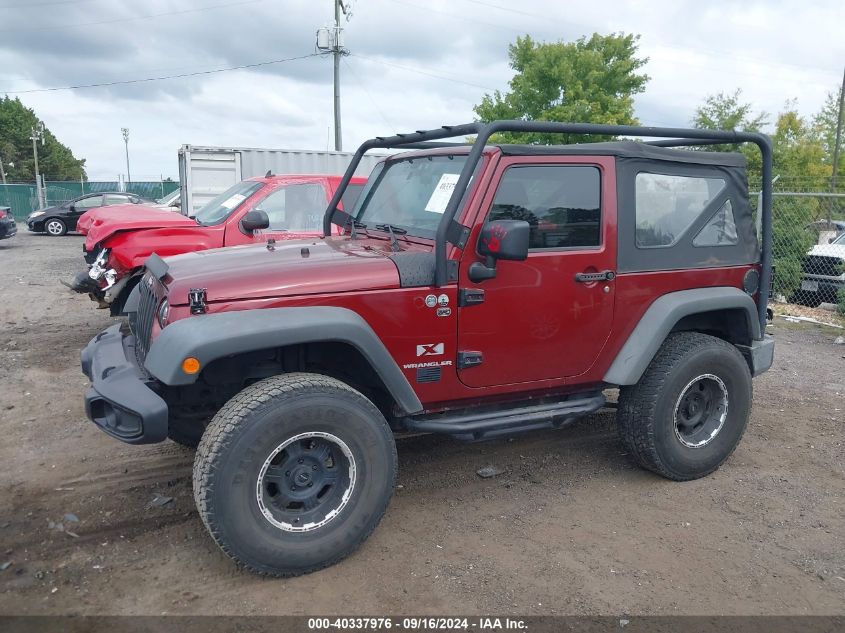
[673, 374, 729, 449]
[256, 432, 356, 533]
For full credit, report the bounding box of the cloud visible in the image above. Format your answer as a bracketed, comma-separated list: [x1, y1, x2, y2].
[0, 0, 841, 179]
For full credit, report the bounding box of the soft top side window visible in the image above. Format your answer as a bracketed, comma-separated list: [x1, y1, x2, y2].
[635, 173, 726, 248]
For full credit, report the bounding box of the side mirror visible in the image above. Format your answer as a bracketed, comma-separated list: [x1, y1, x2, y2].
[478, 219, 530, 260]
[469, 220, 530, 282]
[240, 210, 269, 234]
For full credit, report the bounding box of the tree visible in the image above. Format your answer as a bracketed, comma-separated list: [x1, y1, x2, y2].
[0, 96, 86, 181]
[473, 33, 649, 145]
[812, 87, 844, 182]
[691, 89, 768, 175]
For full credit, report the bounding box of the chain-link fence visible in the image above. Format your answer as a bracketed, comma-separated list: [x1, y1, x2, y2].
[0, 180, 180, 220]
[762, 191, 845, 312]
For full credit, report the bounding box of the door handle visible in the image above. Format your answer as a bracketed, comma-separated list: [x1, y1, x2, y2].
[574, 270, 616, 283]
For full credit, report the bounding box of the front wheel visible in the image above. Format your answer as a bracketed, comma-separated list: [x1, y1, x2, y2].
[193, 373, 397, 577]
[45, 218, 67, 236]
[617, 332, 752, 481]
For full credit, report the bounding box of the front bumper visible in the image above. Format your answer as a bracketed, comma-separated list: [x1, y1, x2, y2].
[26, 219, 43, 232]
[81, 323, 168, 444]
[737, 335, 775, 377]
[0, 219, 16, 240]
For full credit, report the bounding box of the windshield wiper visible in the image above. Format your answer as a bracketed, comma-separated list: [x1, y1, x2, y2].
[347, 218, 367, 239]
[374, 223, 407, 252]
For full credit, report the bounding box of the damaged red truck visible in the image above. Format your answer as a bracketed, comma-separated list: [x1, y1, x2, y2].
[71, 174, 365, 314]
[80, 121, 775, 577]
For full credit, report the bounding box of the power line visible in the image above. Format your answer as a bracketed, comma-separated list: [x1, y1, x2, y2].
[350, 54, 497, 92]
[2, 53, 321, 94]
[0, 0, 263, 33]
[341, 57, 396, 134]
[0, 0, 90, 8]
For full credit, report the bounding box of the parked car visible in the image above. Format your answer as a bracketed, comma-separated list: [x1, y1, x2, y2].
[71, 175, 366, 314]
[76, 190, 182, 236]
[793, 230, 845, 306]
[26, 192, 154, 236]
[79, 120, 775, 577]
[0, 206, 17, 240]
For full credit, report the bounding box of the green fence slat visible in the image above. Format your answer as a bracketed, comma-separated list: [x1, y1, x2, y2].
[0, 182, 180, 220]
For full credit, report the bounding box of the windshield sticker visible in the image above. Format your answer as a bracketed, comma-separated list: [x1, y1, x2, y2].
[424, 173, 460, 214]
[220, 193, 246, 210]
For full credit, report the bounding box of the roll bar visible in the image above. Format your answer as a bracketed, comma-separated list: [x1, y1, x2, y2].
[323, 121, 773, 336]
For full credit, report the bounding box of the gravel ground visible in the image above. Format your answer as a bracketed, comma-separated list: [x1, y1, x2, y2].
[0, 229, 843, 616]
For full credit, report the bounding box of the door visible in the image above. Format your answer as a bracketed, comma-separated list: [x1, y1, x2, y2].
[69, 194, 103, 229]
[457, 157, 617, 388]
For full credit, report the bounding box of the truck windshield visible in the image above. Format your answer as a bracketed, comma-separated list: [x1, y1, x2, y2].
[353, 155, 472, 238]
[193, 180, 263, 225]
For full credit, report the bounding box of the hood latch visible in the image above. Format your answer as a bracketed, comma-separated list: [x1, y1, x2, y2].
[189, 288, 208, 314]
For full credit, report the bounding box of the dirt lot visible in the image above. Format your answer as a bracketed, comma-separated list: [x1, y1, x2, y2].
[0, 229, 843, 616]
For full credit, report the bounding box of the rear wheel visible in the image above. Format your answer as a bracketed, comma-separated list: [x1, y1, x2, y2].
[45, 218, 67, 236]
[193, 372, 397, 577]
[617, 332, 752, 481]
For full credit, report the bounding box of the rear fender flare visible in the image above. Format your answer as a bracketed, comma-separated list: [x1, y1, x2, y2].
[143, 306, 423, 415]
[603, 287, 760, 386]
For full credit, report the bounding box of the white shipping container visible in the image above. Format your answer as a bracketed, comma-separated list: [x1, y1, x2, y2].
[178, 145, 388, 213]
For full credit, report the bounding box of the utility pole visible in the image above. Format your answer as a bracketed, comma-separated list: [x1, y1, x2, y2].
[0, 155, 6, 186]
[827, 66, 844, 226]
[317, 0, 349, 151]
[831, 66, 844, 192]
[122, 127, 131, 185]
[30, 122, 45, 209]
[333, 0, 342, 151]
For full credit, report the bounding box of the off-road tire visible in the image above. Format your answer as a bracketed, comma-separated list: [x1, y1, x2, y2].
[617, 332, 752, 481]
[45, 218, 67, 236]
[193, 372, 397, 577]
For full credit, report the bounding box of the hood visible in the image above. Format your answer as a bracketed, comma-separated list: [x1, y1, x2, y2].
[85, 205, 196, 248]
[807, 243, 845, 260]
[28, 205, 59, 219]
[163, 238, 402, 305]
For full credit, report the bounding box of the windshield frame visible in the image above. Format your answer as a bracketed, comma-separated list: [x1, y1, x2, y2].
[193, 180, 263, 226]
[350, 152, 481, 241]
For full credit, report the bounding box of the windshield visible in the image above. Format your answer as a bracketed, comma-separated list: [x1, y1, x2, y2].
[833, 232, 845, 245]
[193, 180, 263, 225]
[352, 154, 472, 238]
[157, 189, 180, 205]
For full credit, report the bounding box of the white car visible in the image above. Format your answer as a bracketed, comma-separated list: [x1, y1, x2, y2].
[796, 231, 845, 306]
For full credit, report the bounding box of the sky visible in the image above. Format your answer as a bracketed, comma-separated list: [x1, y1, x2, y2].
[0, 0, 842, 181]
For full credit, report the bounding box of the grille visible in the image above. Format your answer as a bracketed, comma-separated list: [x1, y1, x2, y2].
[131, 274, 159, 363]
[803, 255, 844, 278]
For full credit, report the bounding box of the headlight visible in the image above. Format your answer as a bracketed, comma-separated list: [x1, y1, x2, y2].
[29, 211, 46, 219]
[157, 298, 170, 328]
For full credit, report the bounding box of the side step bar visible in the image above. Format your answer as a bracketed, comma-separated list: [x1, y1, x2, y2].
[402, 392, 606, 441]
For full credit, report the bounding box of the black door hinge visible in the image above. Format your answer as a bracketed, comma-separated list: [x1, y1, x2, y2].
[458, 288, 485, 307]
[457, 351, 483, 369]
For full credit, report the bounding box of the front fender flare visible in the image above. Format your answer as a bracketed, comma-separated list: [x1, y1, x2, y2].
[143, 306, 423, 415]
[603, 287, 761, 386]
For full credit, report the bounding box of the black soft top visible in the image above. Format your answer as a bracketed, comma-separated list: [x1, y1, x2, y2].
[497, 140, 746, 168]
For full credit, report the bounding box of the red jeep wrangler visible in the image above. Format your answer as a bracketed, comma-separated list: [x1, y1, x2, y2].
[80, 121, 775, 577]
[71, 174, 365, 314]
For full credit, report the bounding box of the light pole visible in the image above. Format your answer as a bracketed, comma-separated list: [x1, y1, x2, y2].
[121, 127, 131, 185]
[30, 122, 45, 209]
